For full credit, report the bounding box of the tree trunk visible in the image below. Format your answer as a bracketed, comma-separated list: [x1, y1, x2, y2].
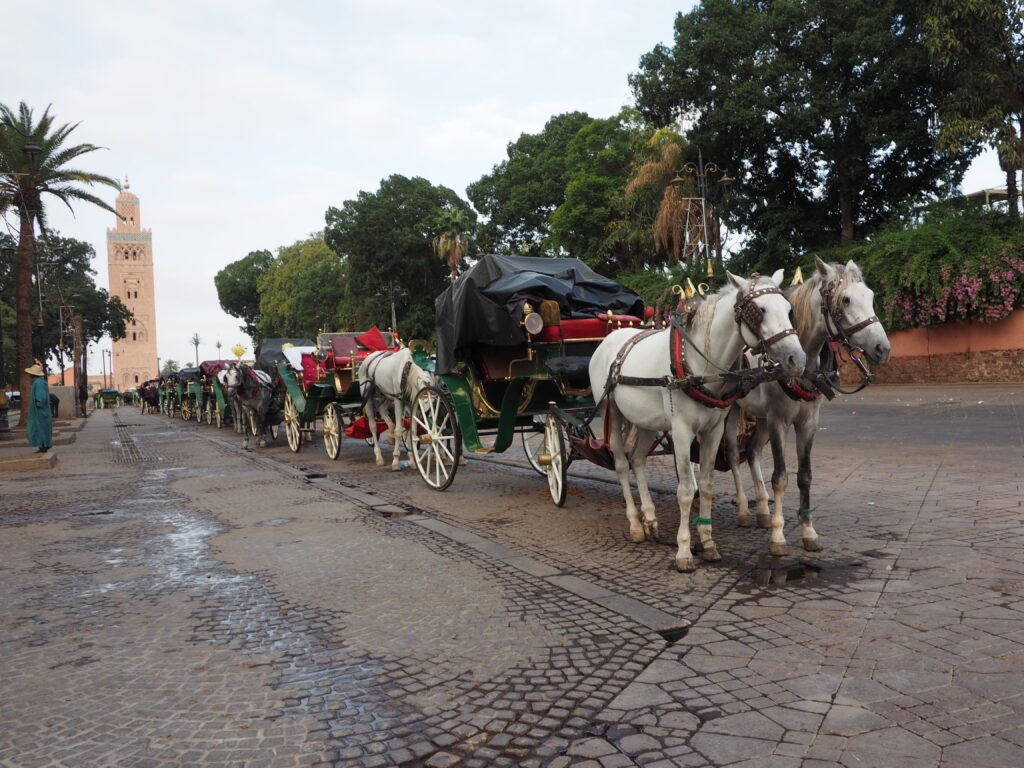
[15, 209, 35, 424]
[839, 187, 854, 243]
[1006, 163, 1019, 218]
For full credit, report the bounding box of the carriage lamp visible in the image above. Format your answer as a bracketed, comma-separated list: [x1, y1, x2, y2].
[521, 303, 544, 336]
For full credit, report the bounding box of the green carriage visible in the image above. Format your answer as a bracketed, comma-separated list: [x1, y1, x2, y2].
[410, 254, 647, 496]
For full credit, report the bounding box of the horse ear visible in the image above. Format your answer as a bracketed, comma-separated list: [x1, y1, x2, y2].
[815, 256, 833, 280]
[770, 268, 784, 287]
[845, 259, 862, 280]
[726, 271, 747, 291]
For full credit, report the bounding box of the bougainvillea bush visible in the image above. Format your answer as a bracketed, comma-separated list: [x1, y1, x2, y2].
[811, 206, 1024, 330]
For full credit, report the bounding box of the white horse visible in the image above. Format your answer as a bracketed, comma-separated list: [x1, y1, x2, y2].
[589, 270, 806, 573]
[723, 257, 890, 555]
[358, 347, 433, 471]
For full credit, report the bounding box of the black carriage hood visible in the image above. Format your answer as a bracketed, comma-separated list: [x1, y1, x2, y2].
[176, 367, 202, 383]
[434, 254, 643, 375]
[254, 338, 315, 376]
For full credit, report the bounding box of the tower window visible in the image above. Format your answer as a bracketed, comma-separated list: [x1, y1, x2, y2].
[132, 332, 137, 341]
[134, 375, 139, 383]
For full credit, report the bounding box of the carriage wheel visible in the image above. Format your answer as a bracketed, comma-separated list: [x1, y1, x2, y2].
[181, 399, 193, 421]
[284, 393, 301, 453]
[544, 412, 568, 507]
[204, 401, 213, 425]
[249, 409, 260, 437]
[410, 385, 461, 491]
[196, 400, 204, 423]
[215, 407, 223, 429]
[323, 404, 342, 460]
[522, 416, 547, 476]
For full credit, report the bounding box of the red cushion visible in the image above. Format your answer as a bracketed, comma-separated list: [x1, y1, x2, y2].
[301, 353, 319, 388]
[536, 326, 562, 342]
[355, 326, 389, 352]
[560, 318, 608, 339]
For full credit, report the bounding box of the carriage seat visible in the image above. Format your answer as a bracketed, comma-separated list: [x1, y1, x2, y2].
[546, 356, 591, 390]
[534, 314, 644, 343]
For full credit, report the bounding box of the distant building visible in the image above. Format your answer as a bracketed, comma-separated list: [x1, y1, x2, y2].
[107, 179, 159, 389]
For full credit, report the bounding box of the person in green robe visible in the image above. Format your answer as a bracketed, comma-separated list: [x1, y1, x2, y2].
[25, 362, 53, 453]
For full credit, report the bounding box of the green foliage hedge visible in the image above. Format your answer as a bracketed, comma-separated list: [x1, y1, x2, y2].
[809, 207, 1024, 331]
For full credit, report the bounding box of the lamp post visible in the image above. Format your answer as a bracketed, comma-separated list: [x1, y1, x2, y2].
[216, 340, 222, 359]
[377, 279, 408, 338]
[0, 245, 13, 432]
[670, 148, 732, 279]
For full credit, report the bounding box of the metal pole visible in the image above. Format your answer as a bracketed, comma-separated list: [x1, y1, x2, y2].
[0, 302, 8, 432]
[73, 313, 84, 417]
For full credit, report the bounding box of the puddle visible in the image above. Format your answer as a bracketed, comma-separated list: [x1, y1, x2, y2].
[259, 518, 294, 527]
[750, 557, 822, 586]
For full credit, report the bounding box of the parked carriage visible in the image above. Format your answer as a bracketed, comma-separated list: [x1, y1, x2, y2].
[95, 388, 121, 409]
[176, 367, 202, 421]
[197, 360, 235, 427]
[408, 254, 649, 493]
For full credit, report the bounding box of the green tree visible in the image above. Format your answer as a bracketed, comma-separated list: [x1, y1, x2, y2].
[257, 236, 346, 338]
[431, 206, 475, 283]
[467, 112, 594, 256]
[0, 102, 119, 420]
[630, 0, 971, 271]
[325, 175, 475, 340]
[549, 109, 650, 271]
[923, 0, 1024, 216]
[160, 359, 180, 377]
[214, 249, 273, 342]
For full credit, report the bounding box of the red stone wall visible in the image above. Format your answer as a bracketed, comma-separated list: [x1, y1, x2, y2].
[848, 309, 1024, 384]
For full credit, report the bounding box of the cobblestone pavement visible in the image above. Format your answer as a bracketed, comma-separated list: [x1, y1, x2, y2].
[1, 384, 1022, 767]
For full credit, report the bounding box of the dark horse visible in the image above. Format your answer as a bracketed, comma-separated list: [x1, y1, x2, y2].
[223, 363, 274, 449]
[137, 380, 160, 415]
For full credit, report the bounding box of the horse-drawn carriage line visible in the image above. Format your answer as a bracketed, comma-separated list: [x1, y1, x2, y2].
[139, 253, 888, 573]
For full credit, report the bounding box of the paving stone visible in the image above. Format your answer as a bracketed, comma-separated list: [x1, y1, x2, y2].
[820, 705, 892, 736]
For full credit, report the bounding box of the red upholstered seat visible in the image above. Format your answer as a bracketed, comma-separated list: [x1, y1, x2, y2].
[301, 353, 319, 389]
[560, 318, 608, 339]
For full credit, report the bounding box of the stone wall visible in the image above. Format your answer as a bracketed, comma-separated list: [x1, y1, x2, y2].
[853, 309, 1024, 384]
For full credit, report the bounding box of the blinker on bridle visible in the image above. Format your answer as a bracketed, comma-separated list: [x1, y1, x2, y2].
[820, 278, 879, 344]
[733, 275, 798, 356]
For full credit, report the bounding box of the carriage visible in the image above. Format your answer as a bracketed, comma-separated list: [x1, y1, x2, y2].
[408, 254, 649, 494]
[175, 367, 202, 421]
[95, 388, 121, 409]
[197, 360, 235, 427]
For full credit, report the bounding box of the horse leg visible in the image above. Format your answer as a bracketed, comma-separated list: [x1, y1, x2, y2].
[747, 421, 772, 528]
[629, 428, 662, 542]
[724, 407, 751, 528]
[671, 421, 698, 572]
[241, 407, 250, 449]
[366, 399, 385, 467]
[390, 398, 403, 471]
[608, 403, 644, 543]
[695, 422, 724, 562]
[795, 416, 821, 551]
[768, 421, 790, 556]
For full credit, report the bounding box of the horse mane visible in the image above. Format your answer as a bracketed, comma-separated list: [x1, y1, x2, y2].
[787, 261, 864, 339]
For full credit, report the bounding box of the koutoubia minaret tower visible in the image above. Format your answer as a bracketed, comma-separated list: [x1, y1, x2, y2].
[107, 178, 159, 389]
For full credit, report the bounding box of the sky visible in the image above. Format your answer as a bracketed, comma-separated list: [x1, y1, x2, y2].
[5, 1, 1006, 375]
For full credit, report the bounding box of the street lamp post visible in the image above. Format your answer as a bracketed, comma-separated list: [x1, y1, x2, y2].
[0, 245, 13, 432]
[671, 148, 732, 279]
[216, 340, 222, 359]
[377, 279, 408, 338]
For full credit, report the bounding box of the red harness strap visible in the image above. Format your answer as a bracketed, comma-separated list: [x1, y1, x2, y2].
[669, 321, 741, 410]
[778, 379, 823, 402]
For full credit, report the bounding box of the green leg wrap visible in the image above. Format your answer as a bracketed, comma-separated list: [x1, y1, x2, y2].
[796, 507, 814, 520]
[693, 517, 714, 526]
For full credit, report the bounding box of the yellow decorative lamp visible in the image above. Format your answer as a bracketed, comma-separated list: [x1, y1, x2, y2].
[232, 344, 245, 359]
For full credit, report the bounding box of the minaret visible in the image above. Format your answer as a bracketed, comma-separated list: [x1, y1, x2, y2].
[107, 178, 158, 389]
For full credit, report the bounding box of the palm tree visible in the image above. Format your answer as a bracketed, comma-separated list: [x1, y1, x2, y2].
[431, 208, 472, 283]
[190, 333, 201, 366]
[0, 102, 118, 421]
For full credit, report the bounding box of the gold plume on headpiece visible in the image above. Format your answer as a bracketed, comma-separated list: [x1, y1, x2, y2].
[791, 266, 804, 286]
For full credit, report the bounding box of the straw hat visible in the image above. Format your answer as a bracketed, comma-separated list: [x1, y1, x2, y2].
[25, 363, 44, 377]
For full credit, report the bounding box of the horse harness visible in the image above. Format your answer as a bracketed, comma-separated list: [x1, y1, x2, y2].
[605, 279, 792, 412]
[779, 277, 881, 402]
[362, 351, 413, 402]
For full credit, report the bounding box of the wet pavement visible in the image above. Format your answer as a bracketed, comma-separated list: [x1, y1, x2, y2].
[1, 384, 1022, 767]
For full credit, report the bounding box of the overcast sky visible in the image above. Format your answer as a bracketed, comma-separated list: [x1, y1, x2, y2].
[7, 1, 1004, 374]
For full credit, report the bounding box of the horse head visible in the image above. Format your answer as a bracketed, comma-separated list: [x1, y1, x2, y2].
[814, 257, 891, 365]
[727, 269, 806, 379]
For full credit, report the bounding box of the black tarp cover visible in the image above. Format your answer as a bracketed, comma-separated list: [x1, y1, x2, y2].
[434, 254, 644, 374]
[176, 367, 201, 383]
[254, 338, 315, 376]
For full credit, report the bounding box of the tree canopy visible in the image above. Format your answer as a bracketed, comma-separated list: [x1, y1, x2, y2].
[630, 0, 973, 272]
[214, 249, 274, 342]
[325, 174, 475, 340]
[257, 236, 346, 339]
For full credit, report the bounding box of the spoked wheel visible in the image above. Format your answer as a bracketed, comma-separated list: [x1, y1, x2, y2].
[522, 416, 547, 475]
[323, 404, 342, 460]
[249, 409, 259, 437]
[284, 393, 301, 453]
[215, 407, 223, 429]
[410, 385, 461, 491]
[544, 412, 569, 507]
[204, 401, 214, 425]
[196, 400, 204, 423]
[181, 399, 193, 421]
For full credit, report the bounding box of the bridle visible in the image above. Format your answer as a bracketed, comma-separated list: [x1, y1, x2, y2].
[819, 278, 879, 345]
[733, 276, 798, 357]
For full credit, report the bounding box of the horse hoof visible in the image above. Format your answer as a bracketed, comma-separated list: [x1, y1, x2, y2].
[756, 515, 771, 529]
[675, 557, 697, 573]
[628, 528, 646, 543]
[701, 547, 722, 563]
[259, 440, 266, 448]
[737, 516, 752, 529]
[391, 464, 401, 472]
[376, 459, 385, 467]
[803, 538, 823, 552]
[769, 542, 788, 557]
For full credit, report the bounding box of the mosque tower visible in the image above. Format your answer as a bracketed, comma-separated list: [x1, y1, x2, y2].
[106, 178, 159, 389]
